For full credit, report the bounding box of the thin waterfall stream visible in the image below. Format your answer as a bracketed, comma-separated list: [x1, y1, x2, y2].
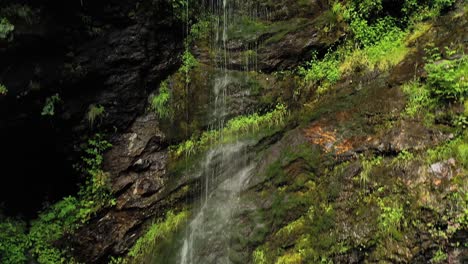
[176, 0, 260, 263]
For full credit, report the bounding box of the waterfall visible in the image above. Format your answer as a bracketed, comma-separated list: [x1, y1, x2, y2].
[176, 1, 262, 263]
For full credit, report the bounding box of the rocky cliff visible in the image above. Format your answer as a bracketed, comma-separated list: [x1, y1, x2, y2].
[0, 0, 467, 263]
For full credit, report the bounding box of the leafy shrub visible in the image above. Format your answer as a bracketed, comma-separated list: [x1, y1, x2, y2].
[0, 84, 7, 95]
[431, 248, 448, 263]
[0, 18, 14, 40]
[28, 197, 81, 264]
[299, 50, 341, 86]
[180, 49, 198, 84]
[377, 198, 405, 239]
[25, 135, 114, 263]
[349, 16, 398, 47]
[425, 57, 468, 102]
[150, 81, 171, 119]
[0, 219, 28, 264]
[402, 80, 435, 117]
[41, 94, 61, 116]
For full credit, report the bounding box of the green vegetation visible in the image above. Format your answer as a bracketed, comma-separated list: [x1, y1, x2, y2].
[41, 94, 61, 116]
[377, 198, 405, 239]
[0, 18, 14, 40]
[425, 56, 468, 102]
[171, 0, 189, 22]
[126, 210, 189, 264]
[0, 84, 7, 95]
[0, 135, 113, 263]
[298, 50, 340, 94]
[173, 104, 288, 158]
[426, 132, 468, 169]
[431, 248, 448, 263]
[358, 156, 382, 188]
[150, 81, 171, 119]
[0, 219, 28, 263]
[180, 49, 198, 84]
[402, 80, 435, 117]
[298, 0, 459, 99]
[87, 104, 105, 127]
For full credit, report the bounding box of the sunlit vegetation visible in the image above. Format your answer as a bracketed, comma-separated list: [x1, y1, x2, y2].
[172, 104, 288, 158]
[127, 210, 189, 263]
[297, 0, 459, 98]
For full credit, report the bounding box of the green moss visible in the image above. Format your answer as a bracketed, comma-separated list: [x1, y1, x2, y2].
[172, 104, 289, 158]
[125, 210, 189, 264]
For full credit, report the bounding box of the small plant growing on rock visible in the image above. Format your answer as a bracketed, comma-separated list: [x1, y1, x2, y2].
[0, 84, 7, 95]
[377, 198, 405, 239]
[359, 156, 382, 188]
[41, 94, 61, 116]
[0, 18, 14, 40]
[425, 56, 468, 102]
[431, 248, 448, 263]
[150, 80, 171, 119]
[126, 210, 189, 263]
[87, 104, 105, 127]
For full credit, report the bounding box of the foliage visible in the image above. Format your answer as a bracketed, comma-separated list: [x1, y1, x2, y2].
[341, 29, 407, 74]
[41, 94, 61, 116]
[349, 16, 399, 48]
[431, 248, 448, 263]
[180, 49, 198, 84]
[252, 248, 267, 264]
[77, 134, 115, 217]
[150, 81, 171, 119]
[171, 0, 189, 22]
[0, 84, 7, 95]
[1, 4, 37, 25]
[173, 104, 288, 157]
[425, 56, 468, 102]
[0, 219, 28, 264]
[24, 135, 114, 263]
[188, 17, 210, 43]
[359, 156, 382, 188]
[87, 104, 105, 127]
[28, 197, 81, 264]
[299, 50, 340, 88]
[402, 80, 435, 117]
[0, 18, 14, 40]
[426, 133, 468, 169]
[377, 198, 405, 239]
[126, 210, 189, 263]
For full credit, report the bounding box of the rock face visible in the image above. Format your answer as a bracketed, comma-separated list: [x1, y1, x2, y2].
[0, 0, 183, 215]
[1, 0, 467, 263]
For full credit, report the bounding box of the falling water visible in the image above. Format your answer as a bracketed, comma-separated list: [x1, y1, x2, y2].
[177, 0, 264, 263]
